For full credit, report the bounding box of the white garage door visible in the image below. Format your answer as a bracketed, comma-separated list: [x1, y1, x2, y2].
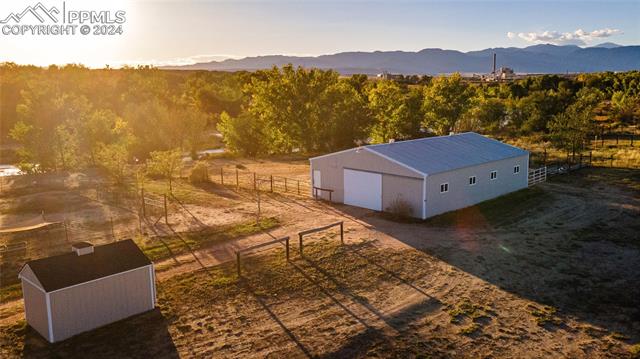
[343, 169, 382, 211]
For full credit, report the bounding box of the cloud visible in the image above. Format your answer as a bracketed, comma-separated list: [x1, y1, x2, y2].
[508, 28, 622, 46]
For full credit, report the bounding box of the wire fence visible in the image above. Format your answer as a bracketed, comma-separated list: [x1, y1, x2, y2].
[178, 165, 312, 196]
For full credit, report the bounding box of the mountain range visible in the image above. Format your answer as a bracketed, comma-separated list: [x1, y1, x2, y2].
[161, 43, 640, 75]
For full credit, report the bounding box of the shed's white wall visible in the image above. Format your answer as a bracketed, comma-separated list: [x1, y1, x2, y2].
[49, 265, 155, 342]
[21, 279, 50, 341]
[424, 154, 529, 218]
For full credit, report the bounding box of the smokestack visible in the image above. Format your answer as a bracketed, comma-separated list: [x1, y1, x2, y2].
[492, 53, 496, 74]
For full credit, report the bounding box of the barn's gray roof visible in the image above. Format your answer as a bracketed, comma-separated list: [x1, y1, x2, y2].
[366, 132, 528, 176]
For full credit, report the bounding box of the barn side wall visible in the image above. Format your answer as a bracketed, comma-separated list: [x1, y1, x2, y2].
[425, 154, 529, 218]
[381, 174, 424, 217]
[310, 148, 422, 202]
[49, 265, 154, 342]
[21, 279, 50, 341]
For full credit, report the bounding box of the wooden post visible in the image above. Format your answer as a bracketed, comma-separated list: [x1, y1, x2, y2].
[110, 216, 115, 241]
[284, 178, 288, 192]
[285, 237, 290, 261]
[340, 222, 344, 244]
[64, 221, 69, 242]
[236, 168, 239, 190]
[236, 252, 241, 277]
[163, 194, 168, 224]
[270, 175, 273, 192]
[631, 134, 634, 147]
[299, 233, 303, 257]
[610, 155, 614, 167]
[220, 168, 224, 185]
[616, 134, 619, 145]
[589, 151, 592, 166]
[141, 188, 146, 217]
[297, 180, 300, 195]
[253, 173, 257, 190]
[579, 153, 583, 168]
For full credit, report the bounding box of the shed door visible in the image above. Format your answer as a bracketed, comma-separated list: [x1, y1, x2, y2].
[343, 169, 382, 211]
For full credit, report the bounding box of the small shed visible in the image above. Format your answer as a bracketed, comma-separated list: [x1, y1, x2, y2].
[18, 239, 156, 343]
[309, 132, 529, 219]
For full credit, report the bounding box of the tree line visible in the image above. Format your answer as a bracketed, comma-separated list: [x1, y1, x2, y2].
[219, 65, 639, 158]
[1, 62, 638, 179]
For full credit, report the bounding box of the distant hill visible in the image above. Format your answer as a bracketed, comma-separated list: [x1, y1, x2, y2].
[591, 42, 623, 49]
[161, 44, 640, 75]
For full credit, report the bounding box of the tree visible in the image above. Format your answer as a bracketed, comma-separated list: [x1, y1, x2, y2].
[471, 97, 507, 134]
[217, 111, 269, 156]
[421, 73, 474, 135]
[549, 103, 595, 160]
[367, 81, 422, 143]
[95, 143, 129, 184]
[611, 90, 639, 124]
[146, 148, 183, 191]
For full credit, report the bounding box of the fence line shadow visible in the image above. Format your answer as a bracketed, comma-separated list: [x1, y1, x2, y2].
[241, 280, 313, 359]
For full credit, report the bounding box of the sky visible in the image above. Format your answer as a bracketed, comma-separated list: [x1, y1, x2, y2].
[0, 0, 638, 68]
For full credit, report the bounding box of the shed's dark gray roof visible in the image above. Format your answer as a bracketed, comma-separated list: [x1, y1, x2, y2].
[24, 239, 151, 292]
[367, 132, 528, 175]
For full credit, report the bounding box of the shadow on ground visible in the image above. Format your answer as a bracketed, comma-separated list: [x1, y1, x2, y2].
[22, 308, 178, 358]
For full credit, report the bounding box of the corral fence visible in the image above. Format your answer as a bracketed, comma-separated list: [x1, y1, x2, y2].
[234, 221, 345, 277]
[528, 167, 547, 186]
[180, 165, 312, 196]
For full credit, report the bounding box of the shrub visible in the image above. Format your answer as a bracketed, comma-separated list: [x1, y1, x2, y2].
[189, 161, 209, 183]
[385, 196, 413, 220]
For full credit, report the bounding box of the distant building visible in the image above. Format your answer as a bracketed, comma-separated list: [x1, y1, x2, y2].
[376, 71, 404, 81]
[498, 67, 515, 80]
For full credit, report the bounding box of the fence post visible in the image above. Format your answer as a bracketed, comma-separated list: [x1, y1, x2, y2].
[163, 194, 168, 224]
[610, 155, 614, 167]
[340, 222, 344, 245]
[579, 153, 583, 168]
[284, 178, 288, 192]
[220, 168, 224, 185]
[299, 233, 303, 257]
[253, 173, 257, 190]
[236, 168, 239, 190]
[616, 134, 619, 145]
[270, 175, 273, 192]
[64, 221, 69, 242]
[285, 237, 290, 261]
[141, 188, 146, 217]
[631, 134, 634, 147]
[236, 252, 241, 277]
[589, 151, 592, 166]
[110, 216, 115, 241]
[297, 180, 300, 195]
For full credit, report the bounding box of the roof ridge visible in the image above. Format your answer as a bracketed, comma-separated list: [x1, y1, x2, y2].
[365, 132, 476, 149]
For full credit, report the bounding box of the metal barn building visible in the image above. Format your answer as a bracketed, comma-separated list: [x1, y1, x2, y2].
[309, 132, 529, 219]
[18, 240, 156, 343]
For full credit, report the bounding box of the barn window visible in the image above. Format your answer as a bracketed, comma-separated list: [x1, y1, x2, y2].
[490, 171, 497, 180]
[440, 183, 449, 193]
[469, 176, 476, 185]
[513, 165, 520, 174]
